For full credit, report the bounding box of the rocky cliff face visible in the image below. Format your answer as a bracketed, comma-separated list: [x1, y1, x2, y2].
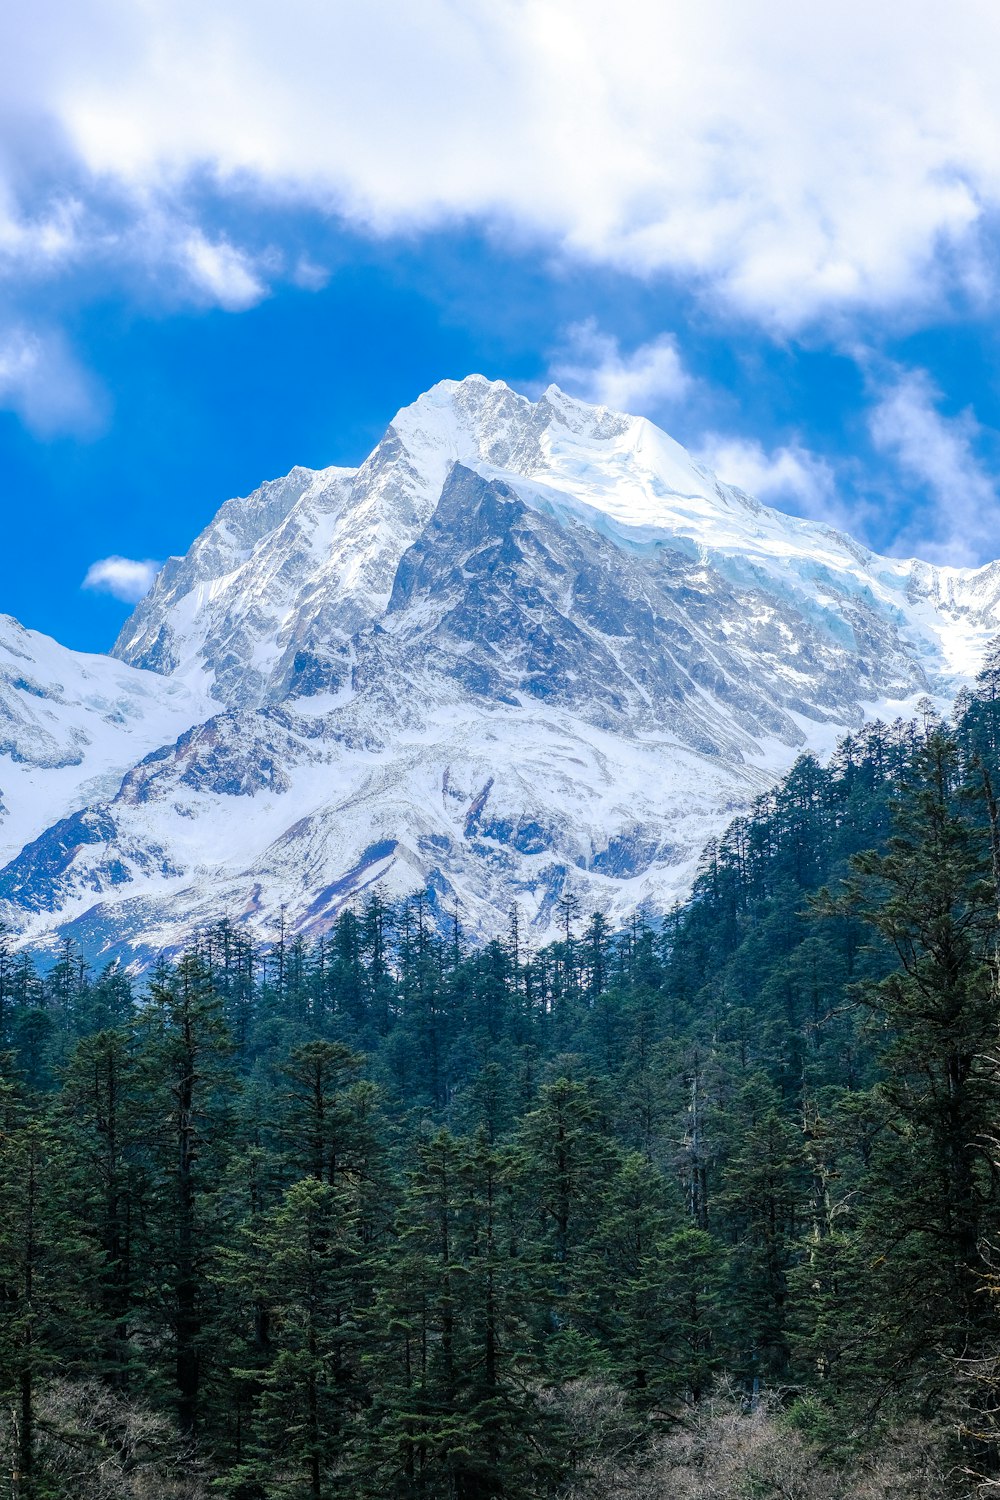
[2, 375, 998, 961]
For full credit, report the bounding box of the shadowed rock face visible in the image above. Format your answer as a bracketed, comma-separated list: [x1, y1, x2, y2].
[378, 464, 928, 749]
[1, 375, 999, 962]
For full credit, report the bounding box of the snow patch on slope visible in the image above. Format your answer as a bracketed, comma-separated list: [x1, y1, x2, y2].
[0, 615, 211, 865]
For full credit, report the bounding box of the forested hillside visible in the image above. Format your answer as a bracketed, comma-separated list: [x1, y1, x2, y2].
[5, 660, 1000, 1497]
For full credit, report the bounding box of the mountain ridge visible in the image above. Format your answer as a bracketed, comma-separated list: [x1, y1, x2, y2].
[2, 374, 998, 961]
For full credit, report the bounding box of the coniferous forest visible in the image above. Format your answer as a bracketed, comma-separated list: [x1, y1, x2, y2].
[9, 659, 1000, 1496]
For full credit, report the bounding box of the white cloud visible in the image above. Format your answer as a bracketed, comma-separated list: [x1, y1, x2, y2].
[82, 556, 159, 602]
[0, 327, 106, 437]
[0, 189, 83, 272]
[700, 436, 840, 518]
[0, 1, 999, 326]
[180, 232, 268, 310]
[697, 433, 884, 542]
[868, 367, 1000, 564]
[0, 181, 272, 312]
[699, 374, 1000, 563]
[550, 322, 691, 413]
[291, 257, 330, 292]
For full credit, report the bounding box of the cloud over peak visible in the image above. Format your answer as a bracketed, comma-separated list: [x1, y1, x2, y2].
[550, 322, 691, 414]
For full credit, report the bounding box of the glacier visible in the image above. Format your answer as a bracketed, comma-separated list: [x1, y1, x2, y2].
[2, 374, 999, 961]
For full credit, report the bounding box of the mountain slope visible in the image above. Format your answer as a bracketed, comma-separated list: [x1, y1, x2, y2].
[0, 614, 209, 868]
[3, 375, 1000, 959]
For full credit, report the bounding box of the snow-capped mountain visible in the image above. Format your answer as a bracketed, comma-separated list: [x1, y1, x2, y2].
[3, 375, 1000, 961]
[0, 615, 210, 867]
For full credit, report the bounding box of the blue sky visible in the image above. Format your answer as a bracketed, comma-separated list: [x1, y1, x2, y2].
[5, 0, 1000, 652]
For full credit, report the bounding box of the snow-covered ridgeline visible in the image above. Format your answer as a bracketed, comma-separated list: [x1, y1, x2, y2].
[2, 375, 999, 961]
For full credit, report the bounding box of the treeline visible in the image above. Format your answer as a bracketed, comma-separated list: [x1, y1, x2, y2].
[6, 664, 1000, 1496]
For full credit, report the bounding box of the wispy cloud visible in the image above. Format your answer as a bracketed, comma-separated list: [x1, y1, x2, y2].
[550, 321, 691, 414]
[82, 556, 159, 602]
[0, 189, 83, 273]
[867, 367, 1000, 564]
[695, 432, 889, 545]
[179, 232, 268, 311]
[699, 435, 840, 517]
[0, 327, 106, 437]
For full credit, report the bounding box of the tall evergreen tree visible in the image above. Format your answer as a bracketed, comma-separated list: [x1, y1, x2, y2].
[142, 951, 235, 1435]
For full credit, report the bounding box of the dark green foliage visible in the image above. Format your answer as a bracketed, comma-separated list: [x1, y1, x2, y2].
[231, 1177, 366, 1497]
[8, 683, 1000, 1494]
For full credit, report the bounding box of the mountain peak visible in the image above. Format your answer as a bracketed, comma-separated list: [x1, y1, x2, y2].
[7, 373, 1000, 960]
[111, 375, 1000, 707]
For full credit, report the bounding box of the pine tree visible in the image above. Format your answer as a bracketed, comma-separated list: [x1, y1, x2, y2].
[840, 729, 1000, 1401]
[514, 1076, 622, 1353]
[142, 951, 235, 1436]
[715, 1075, 809, 1378]
[231, 1177, 367, 1498]
[0, 1067, 101, 1497]
[58, 1026, 150, 1390]
[281, 1040, 365, 1184]
[359, 1128, 554, 1499]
